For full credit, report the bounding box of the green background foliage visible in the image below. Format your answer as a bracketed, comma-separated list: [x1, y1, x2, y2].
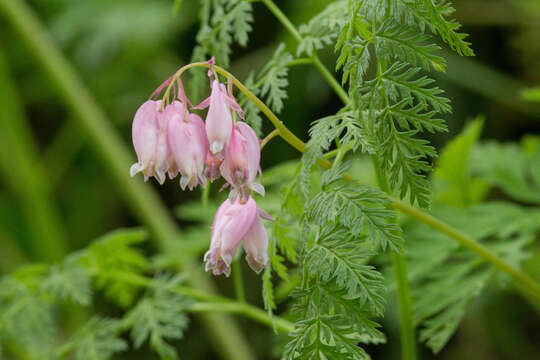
[0, 0, 539, 359]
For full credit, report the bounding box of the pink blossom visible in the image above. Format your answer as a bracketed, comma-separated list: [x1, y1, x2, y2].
[130, 100, 179, 184]
[204, 197, 272, 276]
[195, 79, 245, 155]
[204, 150, 223, 183]
[221, 122, 264, 201]
[168, 109, 209, 190]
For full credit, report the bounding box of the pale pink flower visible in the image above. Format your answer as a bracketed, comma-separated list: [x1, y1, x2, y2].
[130, 100, 179, 184]
[195, 79, 244, 155]
[204, 197, 272, 276]
[221, 122, 264, 201]
[204, 150, 223, 183]
[168, 109, 209, 190]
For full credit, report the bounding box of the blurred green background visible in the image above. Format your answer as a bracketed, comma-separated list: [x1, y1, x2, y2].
[0, 0, 539, 359]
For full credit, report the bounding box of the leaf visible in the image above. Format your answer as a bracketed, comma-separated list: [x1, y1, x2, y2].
[375, 20, 447, 71]
[0, 277, 56, 357]
[124, 274, 190, 360]
[81, 228, 148, 307]
[306, 227, 386, 314]
[433, 117, 486, 206]
[297, 0, 347, 56]
[42, 258, 92, 306]
[307, 183, 403, 252]
[258, 44, 293, 113]
[470, 141, 540, 204]
[62, 317, 127, 360]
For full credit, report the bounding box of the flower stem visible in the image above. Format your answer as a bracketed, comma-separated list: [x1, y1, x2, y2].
[260, 129, 279, 149]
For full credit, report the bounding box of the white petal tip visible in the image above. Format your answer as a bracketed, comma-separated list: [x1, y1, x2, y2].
[210, 141, 223, 154]
[130, 163, 144, 177]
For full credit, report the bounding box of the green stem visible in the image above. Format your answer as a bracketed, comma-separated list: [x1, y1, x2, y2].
[372, 156, 417, 360]
[260, 129, 279, 149]
[287, 57, 313, 67]
[189, 302, 294, 334]
[106, 270, 294, 333]
[233, 260, 246, 302]
[0, 2, 255, 359]
[392, 200, 540, 304]
[261, 0, 351, 105]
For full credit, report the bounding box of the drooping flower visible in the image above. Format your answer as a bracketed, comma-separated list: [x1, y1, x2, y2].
[204, 197, 272, 276]
[130, 100, 178, 184]
[221, 122, 264, 201]
[204, 150, 223, 183]
[195, 79, 244, 155]
[168, 108, 209, 190]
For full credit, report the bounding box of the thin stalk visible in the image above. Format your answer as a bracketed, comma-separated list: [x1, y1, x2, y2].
[0, 2, 255, 359]
[107, 270, 294, 333]
[261, 0, 351, 104]
[233, 260, 246, 302]
[260, 129, 279, 149]
[189, 302, 294, 334]
[287, 57, 313, 67]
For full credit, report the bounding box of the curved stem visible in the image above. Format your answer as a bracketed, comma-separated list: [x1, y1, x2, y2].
[261, 0, 350, 105]
[189, 302, 294, 334]
[106, 270, 294, 333]
[260, 129, 279, 149]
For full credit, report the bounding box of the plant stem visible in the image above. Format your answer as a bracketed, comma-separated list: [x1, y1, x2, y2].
[372, 156, 417, 360]
[0, 2, 255, 359]
[260, 129, 279, 149]
[287, 57, 313, 67]
[392, 200, 540, 304]
[190, 302, 294, 334]
[261, 0, 351, 105]
[107, 270, 295, 333]
[233, 260, 246, 302]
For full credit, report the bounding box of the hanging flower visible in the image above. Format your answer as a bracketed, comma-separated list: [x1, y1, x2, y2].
[168, 107, 209, 190]
[130, 100, 179, 184]
[195, 79, 244, 155]
[221, 122, 265, 201]
[204, 197, 272, 276]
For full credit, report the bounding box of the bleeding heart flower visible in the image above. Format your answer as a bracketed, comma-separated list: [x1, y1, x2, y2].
[221, 122, 265, 201]
[130, 100, 179, 184]
[204, 197, 272, 276]
[168, 108, 209, 190]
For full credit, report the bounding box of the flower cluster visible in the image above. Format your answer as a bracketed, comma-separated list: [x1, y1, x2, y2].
[130, 64, 271, 277]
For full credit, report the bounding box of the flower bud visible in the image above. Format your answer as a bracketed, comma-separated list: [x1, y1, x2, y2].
[201, 80, 233, 155]
[221, 122, 265, 201]
[168, 109, 209, 190]
[130, 100, 176, 184]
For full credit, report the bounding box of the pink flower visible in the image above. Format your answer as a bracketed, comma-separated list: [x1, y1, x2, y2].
[221, 122, 264, 201]
[130, 100, 178, 184]
[204, 197, 272, 276]
[204, 150, 223, 183]
[195, 79, 244, 155]
[168, 109, 209, 190]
